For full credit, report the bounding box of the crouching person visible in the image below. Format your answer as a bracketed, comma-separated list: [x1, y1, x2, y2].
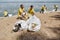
[4, 10, 8, 17]
[17, 4, 26, 19]
[28, 5, 35, 18]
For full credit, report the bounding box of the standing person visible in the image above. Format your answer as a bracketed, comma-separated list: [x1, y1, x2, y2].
[40, 5, 47, 13]
[54, 5, 58, 11]
[4, 10, 8, 17]
[28, 5, 35, 17]
[17, 4, 26, 19]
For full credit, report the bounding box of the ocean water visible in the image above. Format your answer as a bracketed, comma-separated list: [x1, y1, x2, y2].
[0, 2, 60, 17]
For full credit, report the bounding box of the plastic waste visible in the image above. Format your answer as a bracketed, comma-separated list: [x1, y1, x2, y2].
[13, 20, 28, 32]
[8, 14, 12, 17]
[13, 15, 41, 32]
[52, 9, 55, 12]
[44, 10, 46, 13]
[26, 15, 41, 32]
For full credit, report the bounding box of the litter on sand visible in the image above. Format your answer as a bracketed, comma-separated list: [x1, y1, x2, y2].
[13, 15, 41, 32]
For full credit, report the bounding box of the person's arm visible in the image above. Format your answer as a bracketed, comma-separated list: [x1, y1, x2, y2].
[23, 8, 25, 12]
[27, 8, 30, 13]
[32, 9, 35, 15]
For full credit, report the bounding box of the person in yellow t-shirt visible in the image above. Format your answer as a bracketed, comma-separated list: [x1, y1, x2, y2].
[40, 5, 47, 13]
[54, 5, 58, 11]
[28, 5, 35, 17]
[17, 4, 25, 19]
[4, 10, 8, 17]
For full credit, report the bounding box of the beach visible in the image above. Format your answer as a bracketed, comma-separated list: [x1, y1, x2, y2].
[0, 12, 60, 40]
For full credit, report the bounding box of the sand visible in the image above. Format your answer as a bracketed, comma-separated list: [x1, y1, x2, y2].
[0, 12, 60, 40]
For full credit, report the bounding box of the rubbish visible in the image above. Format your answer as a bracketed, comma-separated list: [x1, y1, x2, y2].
[13, 15, 41, 32]
[8, 14, 12, 17]
[44, 10, 46, 13]
[22, 12, 26, 16]
[52, 9, 55, 12]
[13, 20, 28, 32]
[26, 15, 41, 32]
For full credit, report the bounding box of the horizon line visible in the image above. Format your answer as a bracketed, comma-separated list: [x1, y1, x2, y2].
[0, 1, 60, 3]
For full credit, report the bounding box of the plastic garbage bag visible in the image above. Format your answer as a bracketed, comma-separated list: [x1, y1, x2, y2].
[44, 10, 46, 13]
[8, 14, 12, 17]
[52, 9, 55, 12]
[26, 15, 41, 32]
[21, 12, 26, 16]
[13, 20, 28, 32]
[13, 15, 41, 32]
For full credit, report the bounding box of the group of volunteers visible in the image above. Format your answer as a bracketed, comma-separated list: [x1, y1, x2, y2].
[3, 4, 58, 17]
[3, 4, 58, 32]
[3, 4, 35, 18]
[12, 4, 41, 32]
[17, 4, 35, 20]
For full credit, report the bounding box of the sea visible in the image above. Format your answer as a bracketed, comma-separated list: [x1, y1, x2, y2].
[0, 2, 60, 17]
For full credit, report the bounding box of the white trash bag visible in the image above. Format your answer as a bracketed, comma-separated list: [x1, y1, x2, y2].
[13, 15, 41, 32]
[52, 9, 55, 12]
[26, 15, 41, 32]
[21, 12, 26, 16]
[8, 14, 12, 17]
[13, 20, 28, 32]
[44, 10, 46, 13]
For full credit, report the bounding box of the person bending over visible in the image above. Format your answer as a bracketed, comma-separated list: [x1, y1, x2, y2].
[28, 5, 35, 17]
[4, 10, 8, 17]
[17, 4, 26, 19]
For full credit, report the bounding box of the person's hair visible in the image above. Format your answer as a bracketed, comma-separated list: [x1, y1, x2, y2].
[20, 4, 24, 8]
[44, 5, 46, 7]
[20, 4, 23, 6]
[30, 5, 33, 8]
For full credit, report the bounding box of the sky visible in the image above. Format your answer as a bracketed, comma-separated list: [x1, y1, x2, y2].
[0, 0, 60, 2]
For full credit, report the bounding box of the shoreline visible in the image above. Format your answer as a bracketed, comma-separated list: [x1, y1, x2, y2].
[0, 11, 60, 18]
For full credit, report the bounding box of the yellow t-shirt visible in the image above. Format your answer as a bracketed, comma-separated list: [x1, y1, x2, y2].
[41, 6, 44, 9]
[4, 11, 8, 16]
[28, 8, 34, 15]
[54, 5, 58, 8]
[18, 8, 24, 17]
[41, 6, 47, 10]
